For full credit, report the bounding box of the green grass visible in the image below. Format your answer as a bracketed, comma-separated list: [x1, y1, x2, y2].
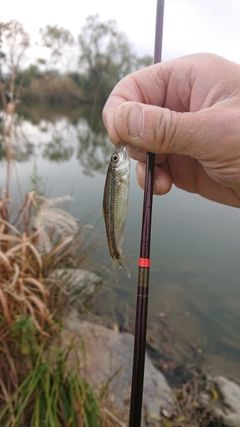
[0, 339, 105, 427]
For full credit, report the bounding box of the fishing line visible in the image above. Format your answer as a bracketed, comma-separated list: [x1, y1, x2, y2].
[128, 1, 165, 426]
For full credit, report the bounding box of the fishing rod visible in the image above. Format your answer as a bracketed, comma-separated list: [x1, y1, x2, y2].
[128, 1, 165, 426]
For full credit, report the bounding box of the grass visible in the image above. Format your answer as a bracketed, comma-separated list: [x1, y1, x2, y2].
[0, 189, 107, 426]
[0, 93, 222, 427]
[20, 75, 86, 104]
[0, 191, 222, 426]
[0, 215, 49, 333]
[0, 87, 122, 426]
[0, 190, 103, 324]
[0, 337, 104, 427]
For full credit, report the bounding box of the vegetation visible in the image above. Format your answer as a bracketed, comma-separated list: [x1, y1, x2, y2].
[0, 15, 224, 427]
[0, 85, 108, 424]
[0, 327, 104, 426]
[39, 25, 74, 71]
[0, 20, 30, 109]
[78, 15, 146, 103]
[0, 187, 108, 425]
[0, 16, 152, 106]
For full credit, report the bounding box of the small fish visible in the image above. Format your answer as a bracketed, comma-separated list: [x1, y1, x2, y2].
[103, 142, 131, 282]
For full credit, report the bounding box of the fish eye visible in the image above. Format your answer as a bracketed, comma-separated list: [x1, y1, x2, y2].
[112, 154, 119, 163]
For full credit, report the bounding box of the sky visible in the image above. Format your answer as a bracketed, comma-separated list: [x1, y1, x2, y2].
[1, 0, 240, 65]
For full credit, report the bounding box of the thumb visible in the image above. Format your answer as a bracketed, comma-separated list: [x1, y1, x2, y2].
[110, 101, 217, 159]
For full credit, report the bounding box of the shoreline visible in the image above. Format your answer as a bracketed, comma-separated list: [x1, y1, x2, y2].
[80, 283, 240, 388]
[67, 309, 240, 426]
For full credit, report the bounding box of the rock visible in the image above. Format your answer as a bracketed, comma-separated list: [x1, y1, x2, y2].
[62, 313, 175, 421]
[200, 376, 240, 427]
[213, 376, 240, 427]
[47, 268, 102, 306]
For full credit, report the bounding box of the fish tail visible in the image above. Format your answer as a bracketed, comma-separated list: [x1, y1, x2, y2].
[112, 258, 131, 283]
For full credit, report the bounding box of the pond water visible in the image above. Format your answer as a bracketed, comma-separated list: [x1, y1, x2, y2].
[1, 104, 240, 379]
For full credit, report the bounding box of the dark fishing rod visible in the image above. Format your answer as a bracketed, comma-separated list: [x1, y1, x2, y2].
[128, 1, 165, 426]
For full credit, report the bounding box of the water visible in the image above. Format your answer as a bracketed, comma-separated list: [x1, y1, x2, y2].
[1, 104, 240, 378]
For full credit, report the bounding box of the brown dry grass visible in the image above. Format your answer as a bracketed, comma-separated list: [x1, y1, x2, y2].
[0, 190, 98, 331]
[21, 76, 86, 104]
[0, 192, 107, 425]
[0, 218, 49, 334]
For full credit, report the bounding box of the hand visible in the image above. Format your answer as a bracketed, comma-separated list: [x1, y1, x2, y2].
[102, 53, 240, 207]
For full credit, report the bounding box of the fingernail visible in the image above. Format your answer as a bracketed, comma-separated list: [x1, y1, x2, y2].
[127, 104, 143, 138]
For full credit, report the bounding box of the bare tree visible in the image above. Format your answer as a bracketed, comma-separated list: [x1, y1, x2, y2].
[78, 14, 138, 104]
[39, 25, 74, 72]
[0, 20, 30, 198]
[0, 20, 30, 105]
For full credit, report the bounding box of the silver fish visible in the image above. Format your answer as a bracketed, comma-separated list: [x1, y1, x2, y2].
[103, 142, 131, 282]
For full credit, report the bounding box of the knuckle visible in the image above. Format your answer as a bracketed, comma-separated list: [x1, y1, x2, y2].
[153, 109, 178, 152]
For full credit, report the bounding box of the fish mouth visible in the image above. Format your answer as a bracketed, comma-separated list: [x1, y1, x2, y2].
[116, 142, 129, 161]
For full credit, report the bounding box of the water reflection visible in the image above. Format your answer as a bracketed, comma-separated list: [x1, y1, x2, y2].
[1, 104, 240, 381]
[0, 104, 112, 174]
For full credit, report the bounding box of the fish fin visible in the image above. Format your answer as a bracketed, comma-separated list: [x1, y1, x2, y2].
[112, 258, 131, 283]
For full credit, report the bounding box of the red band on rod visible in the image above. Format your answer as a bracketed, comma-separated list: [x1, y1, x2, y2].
[138, 257, 150, 268]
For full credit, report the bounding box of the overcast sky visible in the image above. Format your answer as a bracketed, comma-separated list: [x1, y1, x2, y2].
[1, 0, 240, 64]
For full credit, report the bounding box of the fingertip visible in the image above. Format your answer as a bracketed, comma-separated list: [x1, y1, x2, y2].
[153, 166, 172, 195]
[136, 161, 145, 190]
[136, 162, 172, 195]
[102, 106, 109, 132]
[102, 102, 129, 145]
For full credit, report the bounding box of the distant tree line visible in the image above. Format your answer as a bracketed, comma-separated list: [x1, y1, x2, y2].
[0, 15, 152, 106]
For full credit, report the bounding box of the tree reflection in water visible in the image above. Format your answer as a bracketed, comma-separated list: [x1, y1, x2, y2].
[0, 103, 112, 175]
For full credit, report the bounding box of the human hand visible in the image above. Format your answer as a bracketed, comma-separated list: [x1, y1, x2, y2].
[102, 53, 240, 207]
